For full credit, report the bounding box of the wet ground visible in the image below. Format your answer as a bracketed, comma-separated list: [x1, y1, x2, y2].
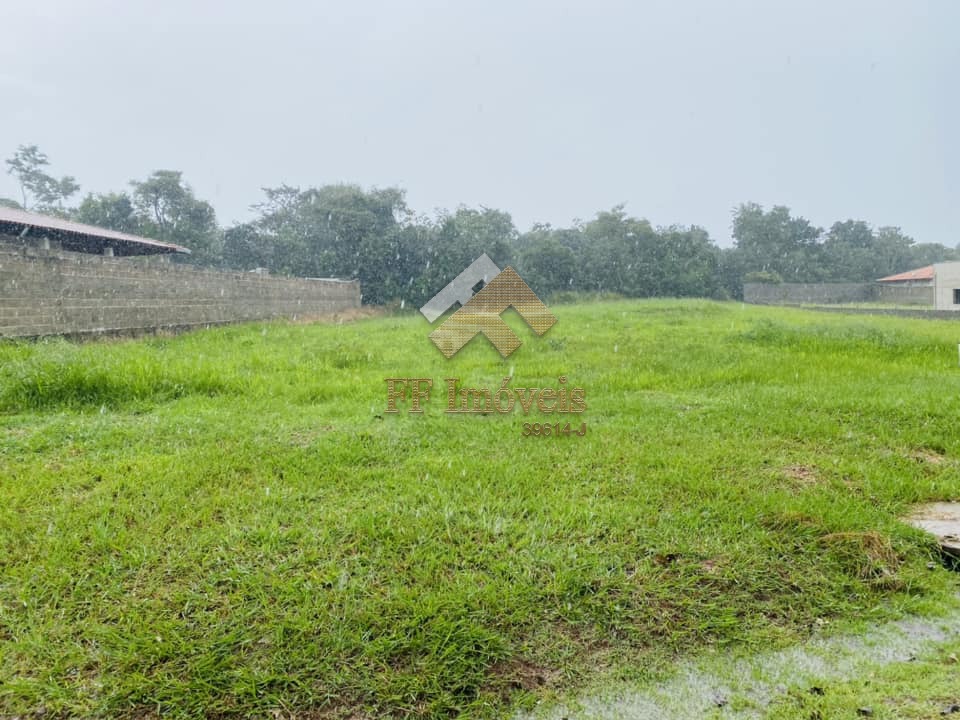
[519, 504, 960, 719]
[520, 603, 960, 719]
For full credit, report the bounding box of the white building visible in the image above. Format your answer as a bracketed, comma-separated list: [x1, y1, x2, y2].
[877, 262, 960, 311]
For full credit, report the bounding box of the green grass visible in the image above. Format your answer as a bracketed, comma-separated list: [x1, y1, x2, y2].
[1, 299, 959, 718]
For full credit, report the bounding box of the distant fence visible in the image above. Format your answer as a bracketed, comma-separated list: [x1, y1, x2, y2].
[744, 282, 873, 305]
[804, 306, 960, 320]
[744, 282, 933, 307]
[876, 284, 934, 305]
[0, 242, 361, 338]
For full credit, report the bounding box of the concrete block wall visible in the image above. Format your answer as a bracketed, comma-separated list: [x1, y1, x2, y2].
[743, 282, 877, 305]
[876, 283, 934, 306]
[745, 282, 935, 307]
[0, 242, 361, 338]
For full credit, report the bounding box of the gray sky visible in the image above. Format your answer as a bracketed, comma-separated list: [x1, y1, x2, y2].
[1, 0, 957, 247]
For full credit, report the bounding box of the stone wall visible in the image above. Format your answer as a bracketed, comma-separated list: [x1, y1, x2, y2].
[0, 242, 361, 338]
[877, 283, 935, 306]
[743, 282, 876, 305]
[744, 282, 934, 307]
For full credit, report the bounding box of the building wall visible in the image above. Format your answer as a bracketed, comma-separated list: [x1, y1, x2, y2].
[933, 262, 960, 311]
[744, 282, 935, 307]
[876, 283, 934, 306]
[0, 242, 361, 338]
[743, 282, 877, 305]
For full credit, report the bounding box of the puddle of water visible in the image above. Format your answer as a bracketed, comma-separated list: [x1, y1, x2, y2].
[519, 601, 960, 719]
[907, 502, 960, 558]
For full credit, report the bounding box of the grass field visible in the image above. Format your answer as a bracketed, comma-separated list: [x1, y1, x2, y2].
[1, 299, 959, 718]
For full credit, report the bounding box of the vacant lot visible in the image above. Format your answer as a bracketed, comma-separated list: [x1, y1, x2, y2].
[2, 300, 959, 718]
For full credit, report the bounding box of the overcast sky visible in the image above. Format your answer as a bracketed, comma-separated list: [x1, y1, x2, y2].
[1, 0, 957, 247]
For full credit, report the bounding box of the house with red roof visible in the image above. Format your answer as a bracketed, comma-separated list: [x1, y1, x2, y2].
[877, 262, 960, 310]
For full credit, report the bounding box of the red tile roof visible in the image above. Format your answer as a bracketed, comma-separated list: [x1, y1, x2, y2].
[876, 265, 934, 282]
[0, 206, 189, 255]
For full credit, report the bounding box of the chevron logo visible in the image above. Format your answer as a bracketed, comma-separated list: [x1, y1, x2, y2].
[419, 254, 556, 358]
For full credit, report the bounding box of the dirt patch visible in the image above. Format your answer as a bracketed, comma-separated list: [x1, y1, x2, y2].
[289, 426, 335, 447]
[909, 449, 946, 465]
[699, 558, 724, 575]
[487, 658, 560, 696]
[782, 465, 821, 486]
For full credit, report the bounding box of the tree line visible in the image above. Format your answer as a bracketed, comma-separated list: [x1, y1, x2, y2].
[4, 144, 956, 304]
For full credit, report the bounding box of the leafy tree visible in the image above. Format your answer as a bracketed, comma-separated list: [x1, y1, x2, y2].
[522, 207, 722, 299]
[4, 144, 79, 214]
[743, 270, 783, 284]
[655, 225, 721, 297]
[343, 186, 412, 304]
[906, 242, 959, 268]
[74, 192, 140, 234]
[250, 184, 312, 275]
[810, 221, 953, 281]
[131, 170, 222, 265]
[872, 226, 918, 275]
[432, 206, 516, 274]
[818, 220, 896, 282]
[579, 206, 654, 294]
[732, 203, 823, 282]
[716, 247, 746, 299]
[223, 222, 274, 270]
[517, 224, 587, 289]
[249, 183, 413, 304]
[518, 238, 577, 296]
[513, 222, 551, 254]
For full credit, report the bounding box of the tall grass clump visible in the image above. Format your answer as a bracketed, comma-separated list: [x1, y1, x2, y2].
[0, 338, 240, 411]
